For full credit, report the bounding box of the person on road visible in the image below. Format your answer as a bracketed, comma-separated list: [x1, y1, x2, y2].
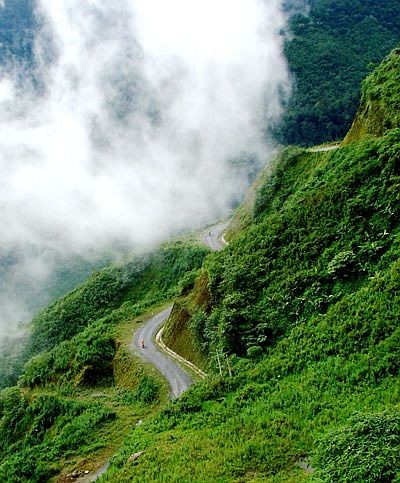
[140, 339, 145, 348]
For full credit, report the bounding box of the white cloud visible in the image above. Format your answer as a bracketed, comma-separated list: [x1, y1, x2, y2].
[0, 0, 290, 332]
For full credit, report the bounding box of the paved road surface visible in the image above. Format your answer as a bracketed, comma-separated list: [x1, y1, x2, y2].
[201, 221, 229, 251]
[77, 219, 263, 481]
[132, 306, 193, 399]
[130, 221, 229, 400]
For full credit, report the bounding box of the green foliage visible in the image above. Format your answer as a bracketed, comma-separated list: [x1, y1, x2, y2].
[313, 411, 400, 482]
[0, 252, 114, 389]
[105, 251, 400, 480]
[20, 321, 116, 387]
[3, 47, 400, 482]
[0, 239, 208, 480]
[132, 376, 160, 404]
[26, 266, 130, 357]
[0, 239, 209, 482]
[101, 82, 400, 479]
[122, 241, 208, 310]
[10, 241, 208, 389]
[0, 388, 115, 483]
[345, 48, 400, 142]
[364, 49, 400, 129]
[0, 335, 27, 389]
[247, 345, 263, 358]
[276, 0, 400, 146]
[201, 127, 400, 356]
[104, 63, 400, 479]
[189, 309, 209, 347]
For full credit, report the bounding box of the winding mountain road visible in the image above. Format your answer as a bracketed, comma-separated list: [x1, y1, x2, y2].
[201, 221, 229, 251]
[131, 221, 228, 400]
[132, 306, 193, 399]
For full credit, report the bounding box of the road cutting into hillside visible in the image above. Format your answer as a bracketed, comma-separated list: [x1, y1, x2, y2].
[308, 143, 340, 152]
[132, 306, 193, 399]
[132, 221, 228, 400]
[201, 221, 229, 251]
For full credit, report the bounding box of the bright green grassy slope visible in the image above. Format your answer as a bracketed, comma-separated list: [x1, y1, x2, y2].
[1, 49, 399, 483]
[0, 241, 208, 482]
[102, 51, 400, 482]
[344, 47, 400, 143]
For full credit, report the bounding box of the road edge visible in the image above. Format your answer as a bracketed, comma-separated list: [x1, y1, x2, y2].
[156, 325, 207, 379]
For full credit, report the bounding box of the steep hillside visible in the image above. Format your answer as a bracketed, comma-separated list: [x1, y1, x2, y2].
[0, 241, 208, 481]
[104, 51, 400, 481]
[344, 48, 400, 143]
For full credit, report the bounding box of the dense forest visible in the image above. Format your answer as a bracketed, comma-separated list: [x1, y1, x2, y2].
[277, 0, 400, 145]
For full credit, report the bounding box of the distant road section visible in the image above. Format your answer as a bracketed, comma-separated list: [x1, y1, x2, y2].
[132, 306, 193, 400]
[308, 143, 340, 153]
[201, 221, 229, 251]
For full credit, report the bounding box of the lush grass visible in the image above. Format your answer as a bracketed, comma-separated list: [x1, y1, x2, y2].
[0, 312, 168, 483]
[0, 388, 116, 482]
[195, 128, 400, 358]
[162, 271, 212, 370]
[345, 48, 400, 142]
[2, 45, 400, 483]
[0, 241, 208, 390]
[101, 256, 400, 481]
[0, 374, 169, 483]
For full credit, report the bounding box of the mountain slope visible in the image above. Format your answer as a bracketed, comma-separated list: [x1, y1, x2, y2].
[1, 47, 400, 483]
[277, 0, 400, 146]
[104, 50, 400, 482]
[344, 48, 400, 143]
[0, 241, 209, 481]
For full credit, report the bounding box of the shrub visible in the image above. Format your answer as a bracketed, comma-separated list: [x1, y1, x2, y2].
[133, 376, 160, 404]
[313, 411, 400, 482]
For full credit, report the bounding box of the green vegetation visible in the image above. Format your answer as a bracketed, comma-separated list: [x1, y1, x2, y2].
[162, 271, 212, 370]
[314, 411, 400, 482]
[0, 242, 207, 388]
[1, 25, 400, 483]
[200, 130, 400, 357]
[344, 48, 400, 142]
[102, 51, 400, 481]
[276, 0, 400, 146]
[20, 321, 116, 387]
[0, 240, 208, 481]
[0, 388, 115, 483]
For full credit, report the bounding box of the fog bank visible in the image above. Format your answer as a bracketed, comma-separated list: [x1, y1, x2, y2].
[0, 0, 290, 332]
